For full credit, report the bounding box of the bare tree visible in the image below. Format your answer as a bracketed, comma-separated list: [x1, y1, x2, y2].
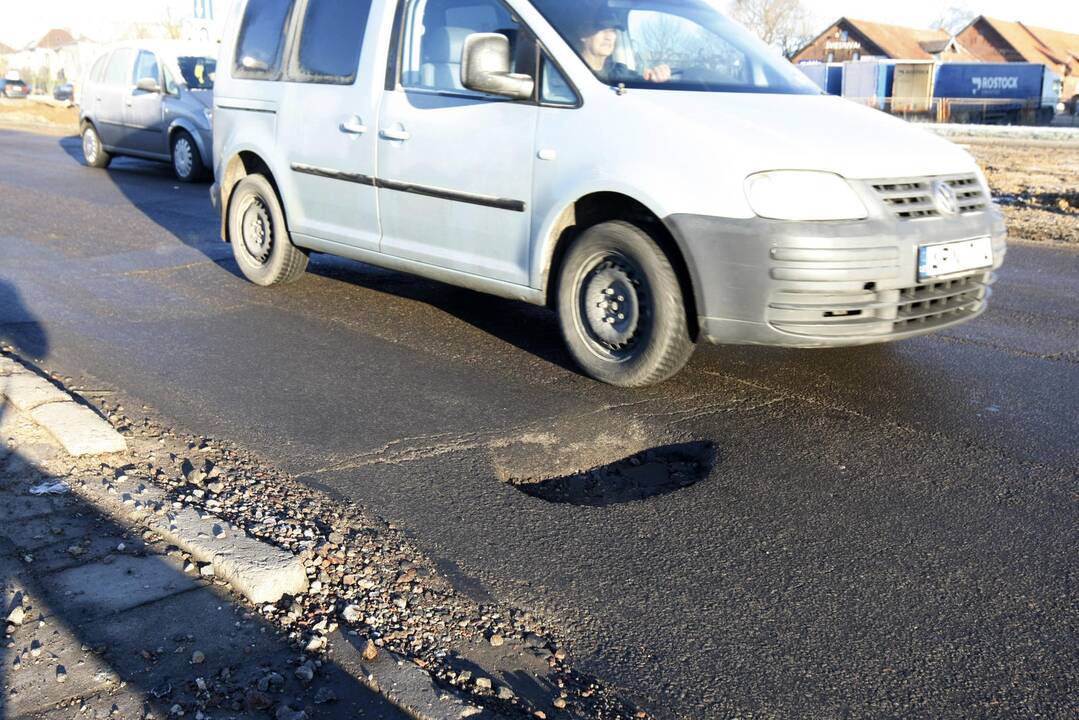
[126, 6, 184, 41]
[729, 0, 812, 58]
[162, 7, 184, 40]
[931, 5, 976, 35]
[637, 14, 695, 66]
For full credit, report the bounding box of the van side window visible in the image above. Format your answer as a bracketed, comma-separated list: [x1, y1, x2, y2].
[104, 49, 135, 87]
[133, 51, 160, 85]
[296, 0, 374, 83]
[234, 0, 296, 79]
[399, 0, 532, 96]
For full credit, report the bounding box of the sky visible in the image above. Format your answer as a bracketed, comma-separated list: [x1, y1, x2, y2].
[2, 0, 1078, 50]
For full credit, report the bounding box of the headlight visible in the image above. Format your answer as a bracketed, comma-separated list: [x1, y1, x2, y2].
[744, 171, 868, 221]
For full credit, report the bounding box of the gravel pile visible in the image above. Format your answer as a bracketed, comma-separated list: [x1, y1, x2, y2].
[72, 388, 650, 720]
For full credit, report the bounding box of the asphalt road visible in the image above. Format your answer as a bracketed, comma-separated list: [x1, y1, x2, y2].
[1, 128, 1076, 718]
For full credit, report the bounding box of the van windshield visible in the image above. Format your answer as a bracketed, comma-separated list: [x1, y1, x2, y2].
[531, 0, 820, 94]
[177, 56, 217, 90]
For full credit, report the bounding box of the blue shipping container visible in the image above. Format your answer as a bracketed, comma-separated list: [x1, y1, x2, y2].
[826, 65, 843, 96]
[797, 63, 844, 96]
[934, 63, 1057, 104]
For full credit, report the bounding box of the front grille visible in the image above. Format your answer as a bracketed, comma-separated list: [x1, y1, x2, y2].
[768, 272, 991, 338]
[873, 175, 990, 220]
[893, 275, 987, 330]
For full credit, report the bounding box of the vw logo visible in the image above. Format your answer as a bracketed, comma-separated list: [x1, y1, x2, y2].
[932, 180, 960, 216]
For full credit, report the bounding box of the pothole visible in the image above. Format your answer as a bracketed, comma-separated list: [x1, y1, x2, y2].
[508, 442, 717, 507]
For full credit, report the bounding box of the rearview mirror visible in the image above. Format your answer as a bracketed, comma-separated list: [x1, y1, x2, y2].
[461, 33, 534, 101]
[136, 77, 161, 93]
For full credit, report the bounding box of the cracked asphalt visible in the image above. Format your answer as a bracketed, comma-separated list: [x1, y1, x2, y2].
[1, 128, 1077, 718]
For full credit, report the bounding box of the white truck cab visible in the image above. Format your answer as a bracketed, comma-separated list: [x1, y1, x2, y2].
[212, 0, 1007, 386]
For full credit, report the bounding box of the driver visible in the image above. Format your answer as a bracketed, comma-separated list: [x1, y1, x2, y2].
[577, 9, 672, 84]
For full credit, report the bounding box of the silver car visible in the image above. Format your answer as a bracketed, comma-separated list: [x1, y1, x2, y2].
[80, 41, 217, 182]
[212, 0, 1006, 387]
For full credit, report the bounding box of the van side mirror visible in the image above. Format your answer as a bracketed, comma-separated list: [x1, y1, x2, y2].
[461, 33, 534, 100]
[136, 77, 161, 93]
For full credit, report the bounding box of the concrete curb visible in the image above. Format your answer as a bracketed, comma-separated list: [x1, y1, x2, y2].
[72, 472, 309, 605]
[0, 358, 127, 456]
[1, 351, 307, 604]
[330, 629, 494, 720]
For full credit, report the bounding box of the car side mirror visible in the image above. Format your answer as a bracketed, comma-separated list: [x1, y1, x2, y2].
[461, 33, 534, 101]
[136, 77, 161, 93]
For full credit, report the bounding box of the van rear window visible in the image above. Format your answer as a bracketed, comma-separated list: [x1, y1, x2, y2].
[234, 0, 295, 79]
[296, 0, 373, 84]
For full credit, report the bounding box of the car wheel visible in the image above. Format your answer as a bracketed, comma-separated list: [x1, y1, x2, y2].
[228, 174, 308, 286]
[81, 124, 111, 169]
[171, 130, 206, 182]
[557, 220, 696, 387]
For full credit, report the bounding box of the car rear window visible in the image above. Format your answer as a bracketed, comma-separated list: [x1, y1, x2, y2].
[89, 55, 108, 84]
[295, 0, 373, 84]
[233, 0, 296, 79]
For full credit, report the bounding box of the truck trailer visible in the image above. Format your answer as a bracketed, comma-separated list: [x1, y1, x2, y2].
[933, 63, 1062, 125]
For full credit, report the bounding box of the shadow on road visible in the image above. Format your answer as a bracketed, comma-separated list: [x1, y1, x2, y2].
[0, 279, 405, 719]
[56, 134, 582, 373]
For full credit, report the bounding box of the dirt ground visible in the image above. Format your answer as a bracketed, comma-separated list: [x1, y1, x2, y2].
[0, 101, 1075, 246]
[0, 98, 78, 135]
[963, 138, 1079, 247]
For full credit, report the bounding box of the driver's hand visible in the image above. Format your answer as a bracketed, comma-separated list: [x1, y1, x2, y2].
[643, 64, 672, 83]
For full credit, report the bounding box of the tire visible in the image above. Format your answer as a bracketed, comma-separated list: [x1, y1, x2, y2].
[556, 220, 695, 387]
[228, 174, 308, 286]
[81, 123, 111, 169]
[171, 129, 206, 183]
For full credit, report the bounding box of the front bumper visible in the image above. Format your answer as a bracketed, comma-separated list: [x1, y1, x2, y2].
[666, 207, 1008, 348]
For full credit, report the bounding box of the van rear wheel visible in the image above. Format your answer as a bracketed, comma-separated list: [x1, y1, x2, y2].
[557, 221, 695, 387]
[228, 175, 308, 286]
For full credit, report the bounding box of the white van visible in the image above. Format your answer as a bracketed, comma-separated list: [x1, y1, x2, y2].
[212, 0, 1007, 387]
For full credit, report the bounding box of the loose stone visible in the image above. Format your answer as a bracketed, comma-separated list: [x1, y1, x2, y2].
[6, 607, 24, 626]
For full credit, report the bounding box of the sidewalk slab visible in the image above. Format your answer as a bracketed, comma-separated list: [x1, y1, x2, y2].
[15, 513, 100, 552]
[0, 488, 70, 523]
[28, 531, 142, 575]
[44, 554, 200, 621]
[0, 372, 70, 411]
[30, 401, 128, 456]
[4, 613, 119, 718]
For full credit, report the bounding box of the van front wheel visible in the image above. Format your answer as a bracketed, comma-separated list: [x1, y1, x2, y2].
[557, 221, 695, 387]
[228, 175, 308, 286]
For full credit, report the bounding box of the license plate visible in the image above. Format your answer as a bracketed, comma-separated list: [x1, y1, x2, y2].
[918, 237, 993, 281]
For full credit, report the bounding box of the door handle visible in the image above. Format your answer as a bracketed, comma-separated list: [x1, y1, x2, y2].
[340, 118, 368, 135]
[379, 127, 411, 142]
